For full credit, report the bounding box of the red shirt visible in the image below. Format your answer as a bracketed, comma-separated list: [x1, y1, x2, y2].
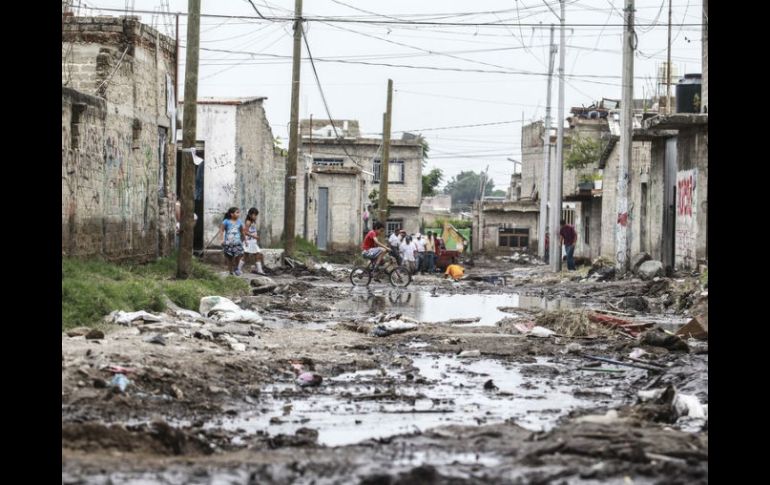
[560, 225, 577, 246]
[362, 230, 379, 250]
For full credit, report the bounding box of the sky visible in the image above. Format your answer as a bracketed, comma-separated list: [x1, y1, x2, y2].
[72, 0, 704, 190]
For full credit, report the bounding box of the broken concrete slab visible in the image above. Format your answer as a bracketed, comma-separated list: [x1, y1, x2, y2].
[630, 252, 652, 273]
[675, 315, 708, 340]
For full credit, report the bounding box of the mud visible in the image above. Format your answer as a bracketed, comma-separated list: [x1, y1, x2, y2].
[62, 260, 707, 484]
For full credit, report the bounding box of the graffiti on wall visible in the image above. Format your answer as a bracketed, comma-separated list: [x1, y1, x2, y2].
[675, 169, 697, 269]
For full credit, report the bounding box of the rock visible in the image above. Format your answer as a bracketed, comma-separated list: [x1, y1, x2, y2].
[641, 329, 689, 352]
[66, 327, 91, 337]
[249, 276, 277, 287]
[630, 252, 652, 273]
[85, 329, 104, 340]
[483, 379, 498, 391]
[230, 342, 247, 352]
[208, 385, 229, 395]
[618, 296, 649, 312]
[143, 334, 167, 346]
[638, 260, 664, 280]
[194, 329, 213, 340]
[93, 378, 108, 388]
[170, 384, 184, 400]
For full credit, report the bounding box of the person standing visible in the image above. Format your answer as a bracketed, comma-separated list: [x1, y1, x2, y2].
[423, 231, 437, 274]
[218, 207, 245, 275]
[388, 230, 403, 265]
[559, 219, 578, 271]
[400, 235, 417, 275]
[240, 207, 265, 275]
[414, 233, 426, 274]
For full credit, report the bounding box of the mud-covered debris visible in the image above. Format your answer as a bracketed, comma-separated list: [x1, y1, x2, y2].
[458, 349, 480, 358]
[85, 329, 105, 340]
[194, 329, 213, 340]
[535, 310, 615, 338]
[268, 427, 319, 448]
[618, 296, 649, 312]
[641, 329, 689, 352]
[371, 320, 417, 337]
[110, 373, 130, 393]
[66, 327, 92, 337]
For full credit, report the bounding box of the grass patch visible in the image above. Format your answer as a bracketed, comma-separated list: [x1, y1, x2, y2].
[62, 254, 249, 330]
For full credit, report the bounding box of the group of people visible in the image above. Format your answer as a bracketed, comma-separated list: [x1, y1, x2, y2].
[217, 207, 266, 276]
[361, 223, 465, 281]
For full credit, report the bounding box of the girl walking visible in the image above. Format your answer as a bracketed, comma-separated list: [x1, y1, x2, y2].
[240, 207, 266, 275]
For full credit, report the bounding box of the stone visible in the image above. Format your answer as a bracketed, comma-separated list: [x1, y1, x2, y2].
[638, 260, 664, 280]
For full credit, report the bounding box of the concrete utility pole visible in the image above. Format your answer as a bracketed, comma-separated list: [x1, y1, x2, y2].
[378, 79, 393, 239]
[284, 0, 303, 257]
[538, 24, 556, 261]
[616, 0, 635, 273]
[176, 0, 200, 279]
[549, 1, 566, 272]
[666, 0, 672, 114]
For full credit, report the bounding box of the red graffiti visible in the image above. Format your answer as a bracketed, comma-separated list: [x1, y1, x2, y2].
[677, 175, 694, 217]
[617, 212, 628, 226]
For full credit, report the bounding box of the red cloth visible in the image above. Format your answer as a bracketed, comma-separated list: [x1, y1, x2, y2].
[362, 230, 379, 250]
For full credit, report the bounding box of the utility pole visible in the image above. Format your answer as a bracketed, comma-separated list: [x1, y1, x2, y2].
[284, 0, 303, 257]
[176, 0, 200, 279]
[617, 0, 635, 273]
[175, 13, 179, 100]
[378, 79, 393, 240]
[549, 1, 566, 272]
[666, 0, 672, 114]
[538, 24, 556, 261]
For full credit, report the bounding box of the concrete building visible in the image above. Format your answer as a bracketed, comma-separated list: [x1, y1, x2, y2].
[472, 200, 540, 254]
[299, 120, 423, 250]
[177, 98, 285, 251]
[62, 16, 177, 261]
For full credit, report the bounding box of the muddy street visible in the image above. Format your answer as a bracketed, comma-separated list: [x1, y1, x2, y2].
[62, 259, 708, 484]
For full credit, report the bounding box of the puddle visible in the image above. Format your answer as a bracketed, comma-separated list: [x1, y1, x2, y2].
[209, 354, 624, 446]
[335, 291, 584, 326]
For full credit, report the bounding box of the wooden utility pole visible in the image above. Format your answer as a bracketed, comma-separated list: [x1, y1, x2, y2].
[666, 0, 672, 114]
[378, 79, 393, 239]
[176, 0, 200, 279]
[538, 24, 556, 261]
[284, 0, 303, 257]
[549, 0, 566, 272]
[616, 0, 635, 273]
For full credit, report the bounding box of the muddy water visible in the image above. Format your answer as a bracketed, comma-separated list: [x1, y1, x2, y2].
[335, 291, 584, 326]
[207, 354, 622, 446]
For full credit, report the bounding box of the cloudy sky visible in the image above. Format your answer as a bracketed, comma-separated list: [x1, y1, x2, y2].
[74, 0, 704, 190]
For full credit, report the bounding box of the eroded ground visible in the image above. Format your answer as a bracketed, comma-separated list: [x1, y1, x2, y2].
[62, 259, 708, 484]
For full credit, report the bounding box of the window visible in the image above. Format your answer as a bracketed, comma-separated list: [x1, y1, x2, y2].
[373, 160, 405, 183]
[386, 219, 403, 235]
[313, 158, 344, 167]
[561, 207, 575, 226]
[498, 228, 529, 249]
[70, 103, 86, 150]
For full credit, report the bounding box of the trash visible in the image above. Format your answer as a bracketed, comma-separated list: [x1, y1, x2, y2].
[371, 320, 418, 337]
[530, 326, 556, 338]
[105, 365, 135, 374]
[513, 322, 535, 334]
[586, 312, 652, 337]
[582, 355, 665, 373]
[170, 384, 184, 400]
[107, 310, 163, 326]
[143, 334, 167, 346]
[110, 373, 130, 393]
[199, 296, 262, 324]
[673, 393, 706, 419]
[483, 379, 498, 391]
[230, 342, 247, 352]
[458, 350, 481, 358]
[296, 372, 323, 387]
[85, 329, 105, 340]
[629, 348, 648, 360]
[675, 315, 708, 340]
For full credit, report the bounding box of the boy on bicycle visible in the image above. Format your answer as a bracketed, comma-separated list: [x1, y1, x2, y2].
[362, 221, 390, 268]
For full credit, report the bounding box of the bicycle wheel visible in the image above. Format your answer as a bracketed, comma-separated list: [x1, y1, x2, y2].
[389, 266, 412, 288]
[350, 266, 372, 286]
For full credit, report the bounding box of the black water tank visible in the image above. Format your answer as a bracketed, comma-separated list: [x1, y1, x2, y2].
[675, 73, 702, 113]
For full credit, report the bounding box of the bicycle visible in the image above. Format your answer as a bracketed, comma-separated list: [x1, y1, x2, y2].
[350, 249, 412, 288]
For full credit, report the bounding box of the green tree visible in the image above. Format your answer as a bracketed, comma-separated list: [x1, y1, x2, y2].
[565, 134, 603, 170]
[443, 171, 495, 210]
[422, 168, 443, 197]
[368, 189, 395, 218]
